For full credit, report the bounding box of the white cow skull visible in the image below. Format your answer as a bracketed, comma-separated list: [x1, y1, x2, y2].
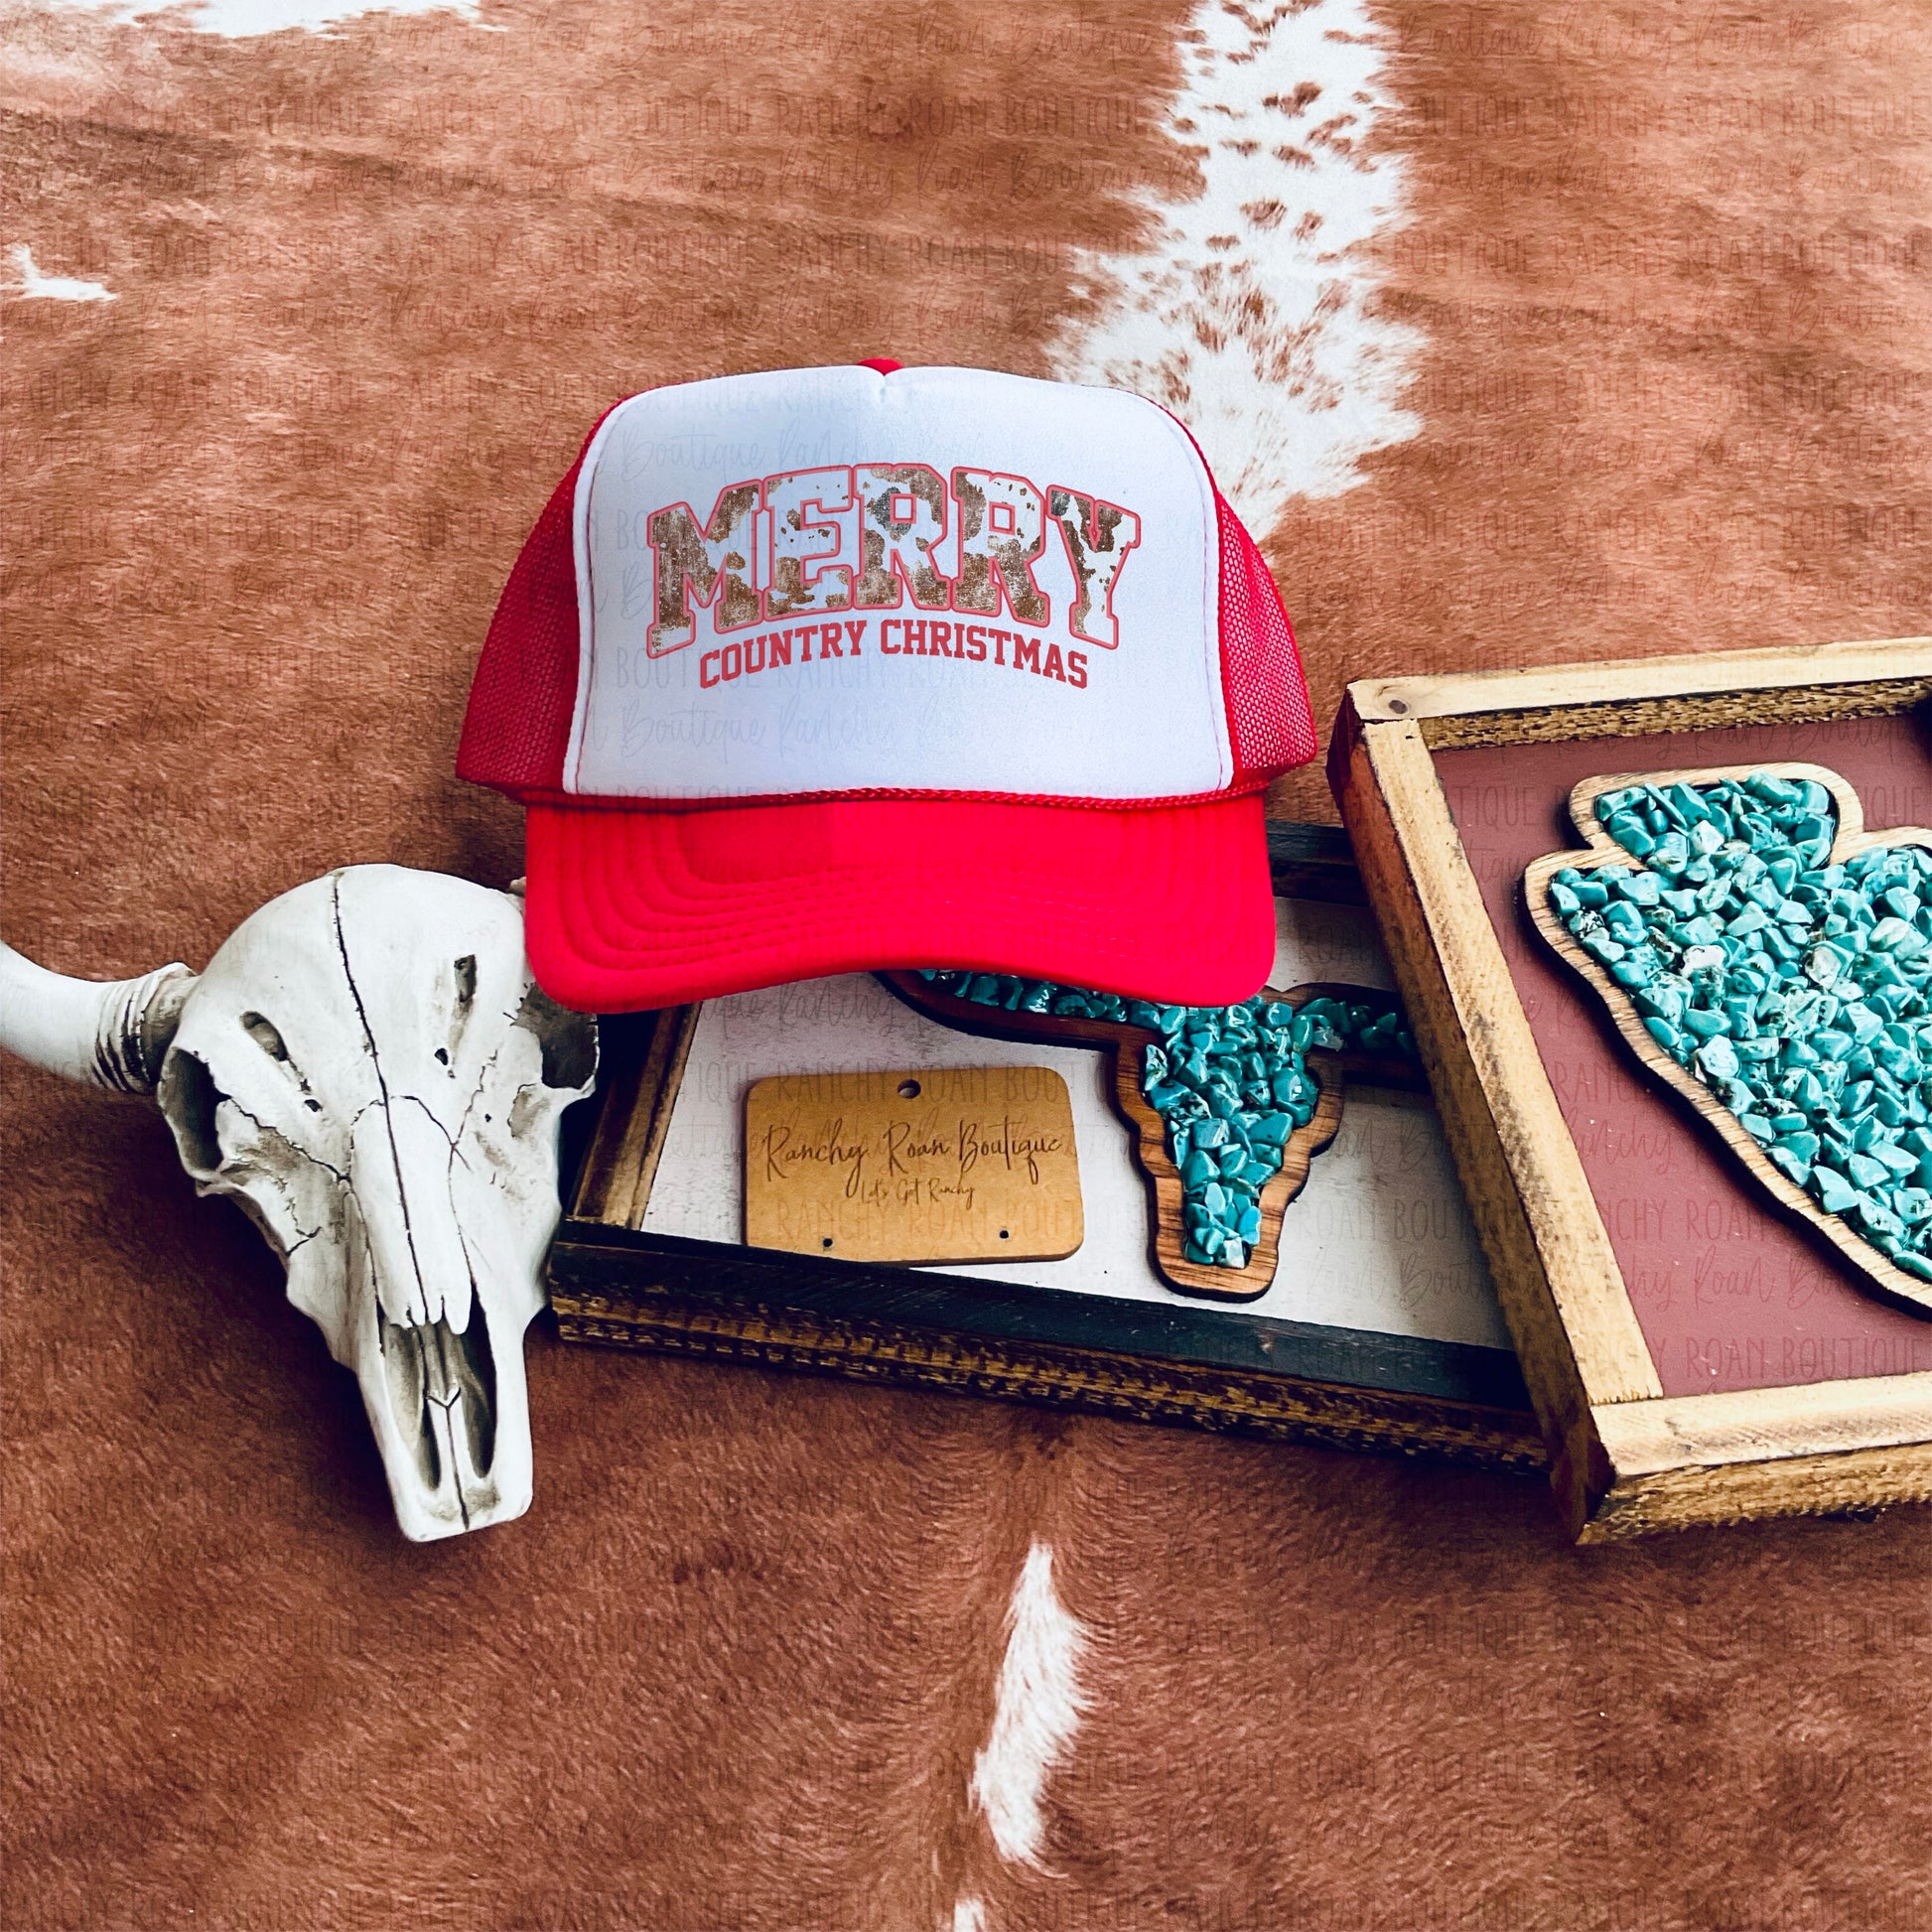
[0, 866, 597, 1541]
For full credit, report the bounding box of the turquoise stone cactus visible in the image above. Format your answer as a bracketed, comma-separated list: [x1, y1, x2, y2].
[913, 971, 1416, 1270]
[1538, 765, 1932, 1305]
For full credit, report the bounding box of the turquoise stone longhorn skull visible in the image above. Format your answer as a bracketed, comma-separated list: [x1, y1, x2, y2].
[912, 970, 1416, 1271]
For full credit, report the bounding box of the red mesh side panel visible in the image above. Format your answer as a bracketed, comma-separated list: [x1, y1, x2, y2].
[1215, 490, 1317, 787]
[456, 412, 617, 795]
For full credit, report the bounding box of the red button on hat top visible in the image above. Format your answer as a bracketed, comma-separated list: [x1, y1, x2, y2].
[457, 363, 1315, 1012]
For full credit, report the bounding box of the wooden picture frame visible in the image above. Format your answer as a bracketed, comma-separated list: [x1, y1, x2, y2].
[547, 825, 1544, 1472]
[1330, 637, 1932, 1539]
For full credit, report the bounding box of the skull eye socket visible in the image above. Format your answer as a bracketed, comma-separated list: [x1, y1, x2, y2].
[442, 955, 479, 1071]
[237, 1009, 321, 1106]
[240, 1011, 288, 1061]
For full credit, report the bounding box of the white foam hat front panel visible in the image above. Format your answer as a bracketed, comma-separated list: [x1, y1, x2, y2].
[563, 364, 1231, 804]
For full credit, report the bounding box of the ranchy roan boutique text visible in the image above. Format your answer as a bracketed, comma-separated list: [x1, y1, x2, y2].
[630, 460, 1143, 694]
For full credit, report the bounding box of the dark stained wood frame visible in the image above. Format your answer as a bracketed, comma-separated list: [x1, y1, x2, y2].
[548, 824, 1544, 1473]
[1330, 637, 1932, 1539]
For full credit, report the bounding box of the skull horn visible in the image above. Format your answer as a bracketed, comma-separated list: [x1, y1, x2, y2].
[0, 938, 197, 1093]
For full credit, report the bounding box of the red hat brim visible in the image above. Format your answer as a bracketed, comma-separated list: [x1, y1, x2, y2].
[522, 792, 1277, 1013]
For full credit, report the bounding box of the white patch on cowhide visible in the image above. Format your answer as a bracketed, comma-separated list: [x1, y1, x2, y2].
[969, 1541, 1091, 1870]
[6, 246, 116, 302]
[1051, 0, 1419, 531]
[951, 1896, 987, 1932]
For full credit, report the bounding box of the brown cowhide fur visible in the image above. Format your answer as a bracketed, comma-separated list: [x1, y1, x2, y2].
[4, 1, 1930, 1927]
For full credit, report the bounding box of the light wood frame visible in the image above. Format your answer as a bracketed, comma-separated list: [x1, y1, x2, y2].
[546, 826, 1544, 1472]
[1331, 637, 1932, 1539]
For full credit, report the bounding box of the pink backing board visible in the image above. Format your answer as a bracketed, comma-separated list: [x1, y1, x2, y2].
[1434, 710, 1932, 1397]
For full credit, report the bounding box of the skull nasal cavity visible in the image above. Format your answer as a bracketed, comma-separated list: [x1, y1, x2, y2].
[159, 1049, 227, 1173]
[516, 985, 598, 1090]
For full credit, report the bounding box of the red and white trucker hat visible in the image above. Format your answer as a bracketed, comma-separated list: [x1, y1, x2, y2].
[458, 361, 1316, 1011]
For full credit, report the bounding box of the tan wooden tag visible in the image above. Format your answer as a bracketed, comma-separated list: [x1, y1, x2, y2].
[744, 1065, 1083, 1264]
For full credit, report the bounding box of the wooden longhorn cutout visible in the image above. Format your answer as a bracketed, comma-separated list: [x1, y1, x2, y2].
[878, 972, 1428, 1302]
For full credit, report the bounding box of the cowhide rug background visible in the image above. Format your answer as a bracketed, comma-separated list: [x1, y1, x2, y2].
[5, 0, 1930, 1926]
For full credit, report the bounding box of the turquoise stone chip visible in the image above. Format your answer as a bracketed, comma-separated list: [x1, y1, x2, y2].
[1696, 1036, 1740, 1080]
[1847, 1151, 1890, 1189]
[1815, 1166, 1860, 1213]
[1858, 1195, 1904, 1238]
[1644, 1018, 1687, 1058]
[1636, 984, 1686, 1024]
[1895, 1188, 1932, 1225]
[1605, 815, 1651, 856]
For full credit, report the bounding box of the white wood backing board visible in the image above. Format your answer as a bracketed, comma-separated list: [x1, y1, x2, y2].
[640, 897, 1512, 1349]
